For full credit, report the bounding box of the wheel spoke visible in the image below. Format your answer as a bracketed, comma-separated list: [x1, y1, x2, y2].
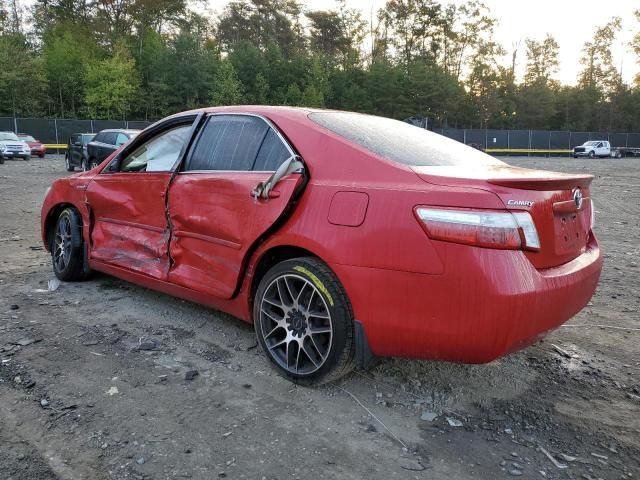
[301, 341, 320, 368]
[261, 308, 283, 323]
[263, 296, 284, 309]
[306, 289, 315, 312]
[296, 282, 307, 304]
[264, 324, 282, 340]
[309, 326, 332, 335]
[268, 338, 287, 351]
[295, 343, 302, 372]
[283, 277, 297, 305]
[276, 279, 292, 307]
[308, 310, 330, 319]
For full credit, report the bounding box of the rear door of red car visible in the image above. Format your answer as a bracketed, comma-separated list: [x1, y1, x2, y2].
[85, 117, 196, 279]
[166, 113, 304, 299]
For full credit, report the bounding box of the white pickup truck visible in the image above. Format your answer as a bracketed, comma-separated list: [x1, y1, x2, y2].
[573, 140, 610, 158]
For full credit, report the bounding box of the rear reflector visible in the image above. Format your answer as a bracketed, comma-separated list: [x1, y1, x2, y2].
[415, 207, 540, 250]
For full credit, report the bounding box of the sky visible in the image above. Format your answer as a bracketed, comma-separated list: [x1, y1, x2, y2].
[201, 0, 639, 85]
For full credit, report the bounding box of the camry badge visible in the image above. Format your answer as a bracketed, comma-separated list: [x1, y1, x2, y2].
[573, 188, 583, 209]
[507, 200, 534, 207]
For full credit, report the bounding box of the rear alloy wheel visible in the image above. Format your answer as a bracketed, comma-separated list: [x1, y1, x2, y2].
[254, 257, 355, 386]
[51, 208, 88, 281]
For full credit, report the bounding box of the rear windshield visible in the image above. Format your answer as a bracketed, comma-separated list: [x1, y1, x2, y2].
[309, 112, 503, 167]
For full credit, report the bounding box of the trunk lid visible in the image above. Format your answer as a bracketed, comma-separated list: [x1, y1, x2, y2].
[411, 164, 594, 269]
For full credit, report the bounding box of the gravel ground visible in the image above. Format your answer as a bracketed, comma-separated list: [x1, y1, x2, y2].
[0, 154, 638, 480]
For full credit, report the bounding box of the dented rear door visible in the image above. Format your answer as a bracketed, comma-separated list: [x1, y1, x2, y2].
[166, 114, 303, 299]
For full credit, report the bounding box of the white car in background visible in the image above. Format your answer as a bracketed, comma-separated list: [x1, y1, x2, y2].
[0, 131, 31, 163]
[573, 140, 610, 158]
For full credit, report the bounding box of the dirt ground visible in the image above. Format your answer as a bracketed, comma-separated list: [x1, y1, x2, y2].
[0, 154, 638, 480]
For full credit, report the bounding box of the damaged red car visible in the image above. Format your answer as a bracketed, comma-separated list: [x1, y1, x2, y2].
[41, 107, 603, 385]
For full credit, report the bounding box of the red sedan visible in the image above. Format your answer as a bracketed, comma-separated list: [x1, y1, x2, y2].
[41, 107, 602, 385]
[18, 134, 47, 157]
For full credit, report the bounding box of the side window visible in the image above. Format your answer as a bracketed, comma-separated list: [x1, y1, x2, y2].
[93, 133, 103, 143]
[253, 129, 291, 171]
[186, 115, 269, 171]
[71, 134, 79, 145]
[119, 125, 191, 173]
[115, 133, 129, 146]
[101, 132, 117, 145]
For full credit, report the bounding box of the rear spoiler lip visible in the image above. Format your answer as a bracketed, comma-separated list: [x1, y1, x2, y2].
[486, 175, 594, 191]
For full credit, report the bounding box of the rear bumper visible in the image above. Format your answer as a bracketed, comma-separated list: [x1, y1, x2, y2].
[332, 234, 602, 363]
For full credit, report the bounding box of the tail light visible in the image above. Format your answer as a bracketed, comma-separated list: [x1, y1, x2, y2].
[415, 207, 540, 251]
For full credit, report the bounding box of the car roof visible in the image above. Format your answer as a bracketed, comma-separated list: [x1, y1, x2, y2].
[167, 105, 330, 122]
[97, 129, 141, 134]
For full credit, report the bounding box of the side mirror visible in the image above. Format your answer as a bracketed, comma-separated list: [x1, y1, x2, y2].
[104, 156, 120, 173]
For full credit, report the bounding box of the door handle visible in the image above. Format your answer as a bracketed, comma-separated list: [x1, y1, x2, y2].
[250, 189, 280, 199]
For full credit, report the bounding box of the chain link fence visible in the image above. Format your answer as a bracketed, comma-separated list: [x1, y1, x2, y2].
[435, 128, 640, 151]
[0, 117, 153, 145]
[3, 116, 640, 153]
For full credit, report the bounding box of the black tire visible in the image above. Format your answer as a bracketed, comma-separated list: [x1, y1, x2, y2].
[24, 155, 30, 161]
[588, 150, 595, 158]
[0, 157, 4, 165]
[39, 154, 45, 158]
[51, 208, 88, 281]
[90, 158, 99, 169]
[64, 155, 74, 172]
[254, 257, 355, 386]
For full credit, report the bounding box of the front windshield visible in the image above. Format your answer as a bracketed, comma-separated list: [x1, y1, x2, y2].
[0, 132, 19, 141]
[583, 141, 598, 146]
[19, 135, 36, 142]
[309, 112, 504, 167]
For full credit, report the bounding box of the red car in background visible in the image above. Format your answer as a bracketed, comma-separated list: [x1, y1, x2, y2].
[18, 134, 46, 157]
[40, 107, 603, 385]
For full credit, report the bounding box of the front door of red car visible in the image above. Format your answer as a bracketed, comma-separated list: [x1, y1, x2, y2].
[85, 121, 194, 279]
[167, 114, 304, 299]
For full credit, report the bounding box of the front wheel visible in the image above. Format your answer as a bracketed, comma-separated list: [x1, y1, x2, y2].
[254, 257, 355, 386]
[588, 150, 595, 158]
[90, 158, 99, 169]
[51, 208, 88, 281]
[64, 155, 74, 172]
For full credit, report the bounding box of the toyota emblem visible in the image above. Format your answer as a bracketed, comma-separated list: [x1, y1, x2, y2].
[573, 188, 583, 209]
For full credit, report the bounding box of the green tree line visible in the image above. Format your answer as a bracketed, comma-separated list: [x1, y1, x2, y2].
[1, 0, 640, 131]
